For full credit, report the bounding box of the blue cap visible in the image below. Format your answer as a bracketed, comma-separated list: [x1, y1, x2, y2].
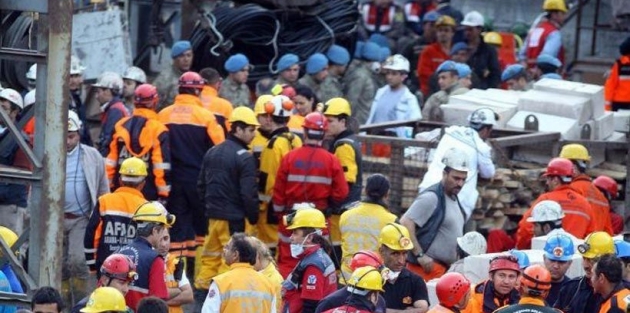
[536, 54, 562, 68]
[423, 11, 440, 23]
[509, 249, 530, 269]
[455, 63, 471, 78]
[544, 235, 575, 261]
[369, 33, 389, 48]
[277, 53, 300, 72]
[615, 240, 630, 258]
[354, 41, 365, 59]
[171, 41, 192, 59]
[327, 45, 350, 66]
[501, 64, 526, 82]
[378, 47, 391, 62]
[436, 60, 458, 74]
[224, 53, 250, 73]
[541, 73, 562, 80]
[362, 42, 381, 62]
[450, 42, 469, 56]
[306, 53, 328, 74]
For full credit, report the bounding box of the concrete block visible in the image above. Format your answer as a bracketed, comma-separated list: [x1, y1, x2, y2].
[448, 95, 518, 125]
[594, 112, 614, 140]
[507, 111, 580, 140]
[518, 90, 592, 124]
[441, 104, 514, 128]
[462, 250, 584, 285]
[613, 110, 630, 133]
[534, 78, 605, 119]
[605, 131, 627, 142]
[482, 88, 522, 106]
[579, 121, 596, 140]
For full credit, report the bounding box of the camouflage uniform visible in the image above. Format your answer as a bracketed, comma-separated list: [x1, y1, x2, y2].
[219, 78, 252, 108]
[298, 75, 343, 103]
[342, 61, 377, 125]
[153, 65, 184, 111]
[422, 83, 469, 121]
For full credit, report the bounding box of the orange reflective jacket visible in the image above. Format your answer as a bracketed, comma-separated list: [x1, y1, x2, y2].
[570, 174, 613, 235]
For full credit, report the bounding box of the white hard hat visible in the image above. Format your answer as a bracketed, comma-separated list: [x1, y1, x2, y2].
[92, 71, 123, 92]
[26, 64, 37, 81]
[68, 110, 83, 132]
[527, 200, 565, 222]
[461, 11, 485, 27]
[468, 107, 498, 127]
[24, 89, 36, 108]
[122, 66, 147, 84]
[441, 147, 469, 172]
[382, 54, 410, 72]
[0, 88, 24, 109]
[456, 231, 487, 256]
[70, 55, 86, 75]
[267, 95, 294, 117]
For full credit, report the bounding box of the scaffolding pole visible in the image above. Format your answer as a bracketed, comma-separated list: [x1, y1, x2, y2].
[27, 0, 72, 288]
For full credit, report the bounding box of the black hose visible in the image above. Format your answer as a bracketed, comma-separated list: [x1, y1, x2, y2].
[190, 0, 359, 87]
[0, 13, 34, 91]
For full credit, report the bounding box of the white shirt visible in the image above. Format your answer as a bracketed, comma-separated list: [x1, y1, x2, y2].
[201, 281, 277, 313]
[418, 125, 495, 218]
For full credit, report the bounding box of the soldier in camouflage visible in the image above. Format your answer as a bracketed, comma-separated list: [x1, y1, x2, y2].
[298, 53, 343, 103]
[342, 41, 380, 125]
[274, 53, 300, 87]
[326, 45, 351, 102]
[153, 40, 194, 111]
[218, 53, 253, 108]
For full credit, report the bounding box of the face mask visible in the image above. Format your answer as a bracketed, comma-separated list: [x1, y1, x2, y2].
[386, 271, 401, 282]
[290, 233, 314, 258]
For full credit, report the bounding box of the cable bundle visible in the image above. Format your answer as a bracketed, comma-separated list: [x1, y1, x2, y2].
[190, 0, 359, 84]
[0, 12, 35, 90]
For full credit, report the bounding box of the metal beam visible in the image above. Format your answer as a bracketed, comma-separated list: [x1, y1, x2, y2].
[489, 132, 561, 148]
[0, 48, 48, 63]
[0, 237, 37, 292]
[0, 0, 48, 13]
[0, 105, 42, 169]
[0, 166, 41, 184]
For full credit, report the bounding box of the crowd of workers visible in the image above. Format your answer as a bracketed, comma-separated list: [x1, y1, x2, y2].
[0, 0, 630, 312]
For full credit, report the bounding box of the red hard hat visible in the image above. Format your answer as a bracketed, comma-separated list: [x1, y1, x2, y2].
[134, 84, 159, 107]
[280, 85, 296, 99]
[436, 272, 471, 307]
[593, 175, 618, 198]
[350, 251, 384, 271]
[543, 158, 573, 178]
[178, 71, 205, 89]
[302, 112, 329, 131]
[520, 264, 552, 291]
[100, 254, 137, 282]
[489, 254, 520, 274]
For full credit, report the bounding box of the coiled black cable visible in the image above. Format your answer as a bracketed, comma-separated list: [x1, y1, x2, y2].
[190, 0, 359, 86]
[0, 12, 35, 91]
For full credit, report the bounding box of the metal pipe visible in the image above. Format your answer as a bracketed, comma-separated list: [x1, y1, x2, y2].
[592, 0, 601, 55]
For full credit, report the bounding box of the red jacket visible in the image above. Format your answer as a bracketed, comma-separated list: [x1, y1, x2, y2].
[417, 42, 450, 96]
[525, 20, 565, 68]
[516, 185, 597, 249]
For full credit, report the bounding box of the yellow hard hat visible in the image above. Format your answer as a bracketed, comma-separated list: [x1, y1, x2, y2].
[323, 97, 352, 116]
[577, 231, 614, 259]
[0, 226, 18, 248]
[543, 0, 568, 12]
[483, 32, 503, 46]
[133, 201, 176, 227]
[229, 106, 260, 126]
[559, 144, 591, 162]
[348, 266, 385, 292]
[254, 95, 273, 115]
[80, 287, 127, 313]
[284, 206, 326, 230]
[379, 223, 414, 251]
[118, 157, 148, 181]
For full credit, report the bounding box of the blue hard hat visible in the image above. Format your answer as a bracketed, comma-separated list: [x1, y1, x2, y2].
[306, 53, 328, 75]
[615, 240, 630, 258]
[544, 234, 575, 262]
[436, 60, 458, 74]
[327, 45, 350, 66]
[536, 54, 562, 68]
[501, 64, 526, 82]
[369, 33, 390, 48]
[509, 249, 530, 269]
[423, 11, 440, 23]
[171, 41, 192, 59]
[450, 42, 469, 56]
[455, 63, 472, 78]
[277, 53, 300, 72]
[540, 73, 563, 80]
[362, 42, 382, 62]
[224, 53, 250, 73]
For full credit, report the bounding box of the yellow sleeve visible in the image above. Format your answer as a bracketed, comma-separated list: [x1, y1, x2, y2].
[334, 143, 358, 183]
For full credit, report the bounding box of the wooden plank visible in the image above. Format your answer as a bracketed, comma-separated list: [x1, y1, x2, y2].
[586, 168, 627, 180]
[490, 132, 561, 148]
[598, 162, 627, 173]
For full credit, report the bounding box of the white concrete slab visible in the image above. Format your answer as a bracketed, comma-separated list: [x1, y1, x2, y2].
[448, 94, 519, 124]
[594, 112, 615, 140]
[533, 78, 605, 119]
[518, 90, 591, 124]
[613, 110, 630, 133]
[605, 131, 627, 142]
[441, 104, 514, 128]
[507, 111, 580, 140]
